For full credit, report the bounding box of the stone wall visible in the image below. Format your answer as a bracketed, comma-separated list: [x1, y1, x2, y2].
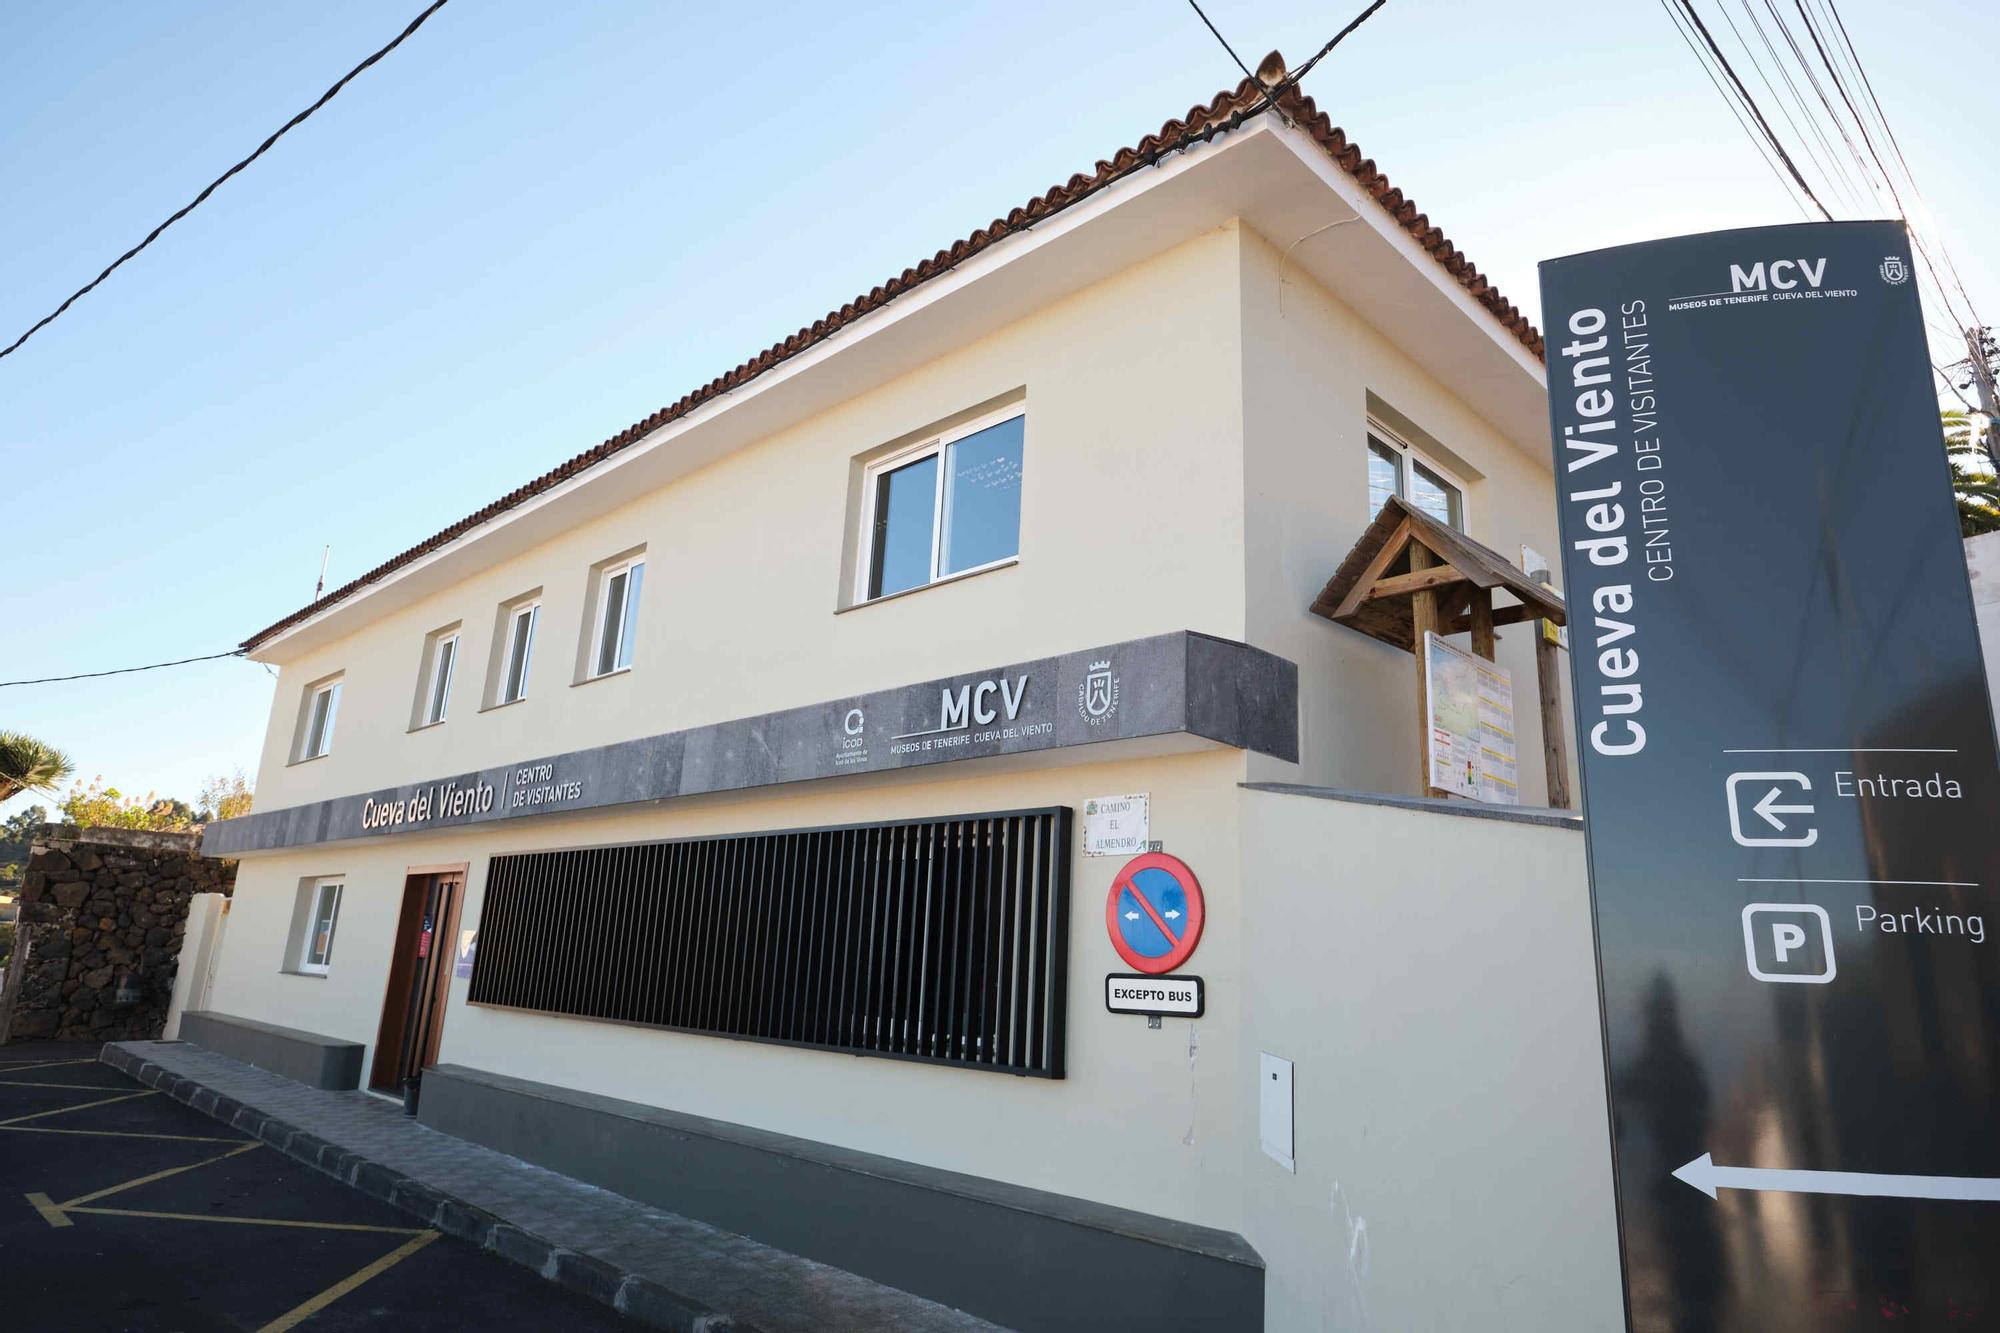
[0, 825, 236, 1043]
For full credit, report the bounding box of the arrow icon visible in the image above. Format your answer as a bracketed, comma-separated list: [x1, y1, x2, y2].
[1124, 910, 1141, 921]
[1752, 787, 1813, 832]
[1163, 909, 1181, 920]
[1726, 771, 1818, 847]
[1673, 1153, 2000, 1202]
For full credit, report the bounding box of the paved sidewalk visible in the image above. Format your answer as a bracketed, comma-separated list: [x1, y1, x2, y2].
[104, 1041, 1002, 1333]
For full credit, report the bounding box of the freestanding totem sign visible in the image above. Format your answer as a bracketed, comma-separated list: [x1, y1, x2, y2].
[1540, 221, 2000, 1330]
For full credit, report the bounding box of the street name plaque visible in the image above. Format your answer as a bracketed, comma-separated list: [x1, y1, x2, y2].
[1541, 221, 2000, 1329]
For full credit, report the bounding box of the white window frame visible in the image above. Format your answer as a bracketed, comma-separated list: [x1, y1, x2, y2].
[855, 406, 1025, 604]
[422, 632, 459, 726]
[299, 680, 341, 761]
[498, 601, 539, 705]
[298, 878, 343, 974]
[589, 557, 644, 678]
[1366, 419, 1470, 532]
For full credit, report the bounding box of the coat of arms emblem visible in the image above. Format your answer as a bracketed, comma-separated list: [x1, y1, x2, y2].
[1879, 255, 1908, 285]
[1079, 660, 1119, 725]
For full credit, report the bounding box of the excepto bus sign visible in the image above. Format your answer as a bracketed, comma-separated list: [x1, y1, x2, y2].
[1104, 974, 1204, 1018]
[1540, 221, 2000, 1330]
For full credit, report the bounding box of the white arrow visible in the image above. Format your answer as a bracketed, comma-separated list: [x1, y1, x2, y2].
[1163, 909, 1182, 920]
[1673, 1153, 2000, 1202]
[1124, 911, 1141, 921]
[1752, 788, 1814, 831]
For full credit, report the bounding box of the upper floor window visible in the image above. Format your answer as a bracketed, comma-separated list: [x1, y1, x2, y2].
[1367, 423, 1465, 530]
[591, 557, 644, 677]
[295, 677, 342, 762]
[299, 877, 342, 974]
[498, 601, 539, 704]
[421, 631, 459, 726]
[861, 411, 1024, 601]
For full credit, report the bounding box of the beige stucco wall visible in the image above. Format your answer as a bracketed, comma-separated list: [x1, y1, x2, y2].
[208, 747, 1259, 1233]
[1236, 788, 1623, 1332]
[1235, 224, 1577, 802]
[207, 202, 1612, 1328]
[249, 223, 1251, 817]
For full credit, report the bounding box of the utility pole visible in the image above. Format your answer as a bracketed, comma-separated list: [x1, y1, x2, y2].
[1965, 327, 2000, 472]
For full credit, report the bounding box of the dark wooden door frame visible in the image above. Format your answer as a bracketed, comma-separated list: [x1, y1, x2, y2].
[369, 864, 466, 1092]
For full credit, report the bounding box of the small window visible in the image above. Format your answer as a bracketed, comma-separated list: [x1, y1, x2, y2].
[1366, 425, 1465, 530]
[592, 558, 644, 677]
[423, 633, 459, 726]
[499, 602, 539, 704]
[299, 879, 342, 974]
[862, 412, 1024, 601]
[300, 680, 341, 760]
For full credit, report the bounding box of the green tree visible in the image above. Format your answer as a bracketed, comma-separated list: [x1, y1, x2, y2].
[1944, 410, 2000, 537]
[197, 770, 254, 822]
[0, 804, 48, 893]
[0, 731, 73, 805]
[58, 777, 194, 832]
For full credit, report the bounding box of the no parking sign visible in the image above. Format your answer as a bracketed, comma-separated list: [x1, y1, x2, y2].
[1104, 852, 1204, 974]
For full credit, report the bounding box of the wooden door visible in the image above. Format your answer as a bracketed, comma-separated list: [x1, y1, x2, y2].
[370, 871, 463, 1091]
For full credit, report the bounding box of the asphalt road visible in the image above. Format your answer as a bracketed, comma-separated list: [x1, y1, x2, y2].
[0, 1043, 637, 1332]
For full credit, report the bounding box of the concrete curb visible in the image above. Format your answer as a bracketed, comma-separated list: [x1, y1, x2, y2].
[100, 1044, 742, 1333]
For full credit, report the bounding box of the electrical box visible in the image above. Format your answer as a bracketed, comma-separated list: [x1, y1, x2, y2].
[1260, 1051, 1294, 1172]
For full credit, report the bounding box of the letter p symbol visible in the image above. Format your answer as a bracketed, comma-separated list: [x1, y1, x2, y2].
[1742, 903, 1836, 984]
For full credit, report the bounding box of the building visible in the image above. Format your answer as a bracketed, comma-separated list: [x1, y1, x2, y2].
[194, 53, 1623, 1331]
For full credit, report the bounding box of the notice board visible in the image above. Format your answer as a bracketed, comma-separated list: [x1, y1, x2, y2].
[1540, 221, 2000, 1329]
[1424, 630, 1519, 804]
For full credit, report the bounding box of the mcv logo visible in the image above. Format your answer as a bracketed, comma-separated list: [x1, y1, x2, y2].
[1731, 258, 1828, 292]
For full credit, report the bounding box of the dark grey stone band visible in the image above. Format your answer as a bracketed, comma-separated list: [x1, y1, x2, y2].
[205, 631, 1298, 856]
[419, 1063, 1265, 1332]
[177, 1011, 365, 1089]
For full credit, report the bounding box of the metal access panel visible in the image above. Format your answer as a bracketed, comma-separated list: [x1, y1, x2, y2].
[1541, 221, 2000, 1329]
[468, 808, 1072, 1078]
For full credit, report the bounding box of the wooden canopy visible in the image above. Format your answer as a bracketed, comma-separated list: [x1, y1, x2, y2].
[1309, 496, 1567, 650]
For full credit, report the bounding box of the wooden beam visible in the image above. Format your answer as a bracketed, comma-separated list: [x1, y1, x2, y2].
[1409, 541, 1443, 798]
[1469, 588, 1496, 662]
[1439, 603, 1541, 636]
[1327, 517, 1415, 620]
[1537, 627, 1573, 810]
[1365, 563, 1468, 601]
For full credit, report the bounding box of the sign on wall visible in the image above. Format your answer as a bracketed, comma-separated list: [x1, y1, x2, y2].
[1104, 852, 1204, 975]
[1082, 794, 1149, 857]
[203, 632, 1298, 856]
[1104, 974, 1204, 1017]
[1423, 632, 1518, 804]
[1541, 221, 2000, 1329]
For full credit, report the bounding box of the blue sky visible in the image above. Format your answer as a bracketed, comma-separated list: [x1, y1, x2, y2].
[3, 0, 1994, 817]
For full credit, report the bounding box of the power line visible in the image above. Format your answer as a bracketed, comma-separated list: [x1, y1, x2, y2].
[0, 650, 247, 690]
[1820, 0, 1982, 324]
[1736, 0, 1864, 210]
[1280, 0, 1391, 91]
[0, 0, 452, 363]
[1658, 0, 1814, 219]
[1718, 0, 1857, 213]
[1789, 0, 1972, 333]
[1672, 0, 1831, 219]
[1187, 0, 1256, 83]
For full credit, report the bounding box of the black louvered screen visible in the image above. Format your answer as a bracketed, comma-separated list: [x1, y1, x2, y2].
[467, 808, 1071, 1077]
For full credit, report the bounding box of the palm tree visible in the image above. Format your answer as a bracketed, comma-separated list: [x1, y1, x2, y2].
[1944, 410, 2000, 537]
[0, 732, 74, 805]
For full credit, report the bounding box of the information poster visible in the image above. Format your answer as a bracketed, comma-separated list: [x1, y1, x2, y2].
[1423, 631, 1518, 804]
[1541, 221, 2000, 1330]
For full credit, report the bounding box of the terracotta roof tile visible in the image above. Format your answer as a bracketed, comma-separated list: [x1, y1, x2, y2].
[243, 52, 1542, 651]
